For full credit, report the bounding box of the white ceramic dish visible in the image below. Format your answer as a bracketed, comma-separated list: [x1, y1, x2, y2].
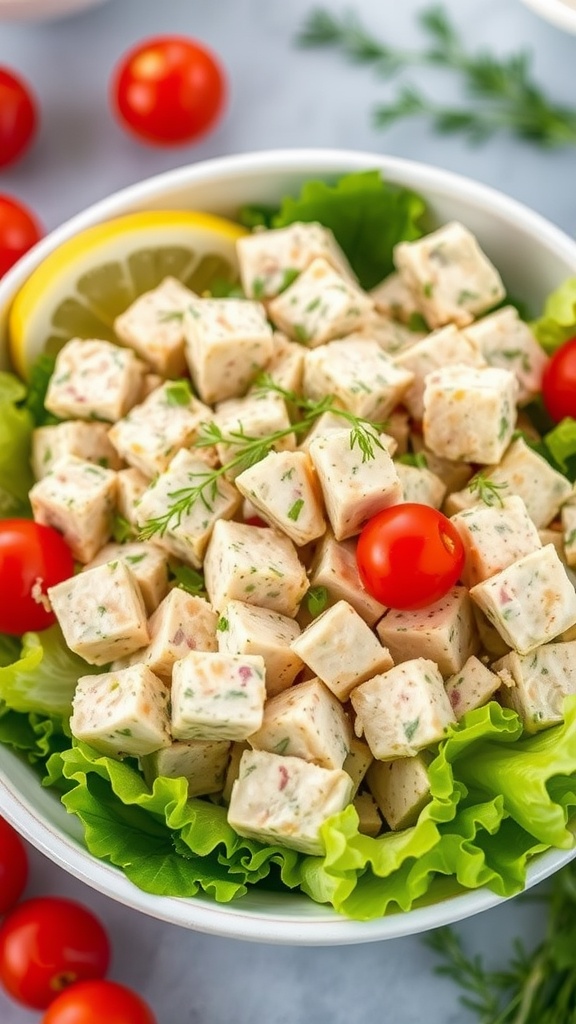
[519, 0, 576, 34]
[0, 0, 110, 22]
[1, 148, 576, 945]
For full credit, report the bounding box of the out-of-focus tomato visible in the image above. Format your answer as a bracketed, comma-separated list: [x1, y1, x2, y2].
[0, 195, 42, 278]
[0, 520, 74, 635]
[0, 897, 110, 1009]
[542, 336, 576, 423]
[42, 980, 158, 1024]
[0, 68, 37, 169]
[0, 817, 28, 916]
[111, 36, 227, 145]
[356, 503, 465, 610]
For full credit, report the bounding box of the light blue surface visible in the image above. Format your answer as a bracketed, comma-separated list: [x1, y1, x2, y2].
[0, 0, 573, 1020]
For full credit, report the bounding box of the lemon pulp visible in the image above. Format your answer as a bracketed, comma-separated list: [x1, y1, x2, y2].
[9, 210, 247, 379]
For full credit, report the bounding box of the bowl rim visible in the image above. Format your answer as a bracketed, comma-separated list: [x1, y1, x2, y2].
[2, 146, 576, 944]
[519, 0, 576, 33]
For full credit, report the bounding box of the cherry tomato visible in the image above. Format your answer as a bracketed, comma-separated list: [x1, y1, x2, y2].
[42, 980, 158, 1024]
[0, 520, 74, 635]
[111, 36, 227, 146]
[0, 897, 111, 1009]
[356, 503, 465, 611]
[0, 818, 28, 916]
[0, 195, 43, 278]
[542, 336, 576, 423]
[0, 68, 37, 169]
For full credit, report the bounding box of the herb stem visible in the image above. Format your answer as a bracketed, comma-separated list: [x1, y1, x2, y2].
[139, 375, 385, 538]
[296, 5, 576, 148]
[426, 859, 576, 1023]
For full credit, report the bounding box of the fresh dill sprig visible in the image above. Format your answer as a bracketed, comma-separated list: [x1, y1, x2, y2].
[253, 374, 387, 460]
[139, 376, 385, 538]
[468, 473, 509, 508]
[425, 861, 576, 1022]
[297, 7, 411, 76]
[296, 5, 576, 148]
[425, 927, 506, 1021]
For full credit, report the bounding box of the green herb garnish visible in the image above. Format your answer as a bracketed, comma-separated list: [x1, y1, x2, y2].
[306, 586, 329, 618]
[397, 452, 428, 469]
[111, 514, 135, 544]
[140, 376, 386, 538]
[468, 473, 509, 508]
[165, 380, 193, 406]
[287, 499, 305, 522]
[171, 565, 206, 597]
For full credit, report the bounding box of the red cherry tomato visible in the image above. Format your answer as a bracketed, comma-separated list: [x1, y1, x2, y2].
[0, 195, 43, 278]
[542, 336, 576, 423]
[0, 897, 111, 1010]
[0, 520, 74, 635]
[111, 36, 227, 146]
[0, 818, 28, 916]
[356, 503, 465, 611]
[42, 980, 158, 1024]
[0, 68, 37, 169]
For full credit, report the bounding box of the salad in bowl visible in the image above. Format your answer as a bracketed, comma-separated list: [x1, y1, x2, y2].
[1, 150, 576, 944]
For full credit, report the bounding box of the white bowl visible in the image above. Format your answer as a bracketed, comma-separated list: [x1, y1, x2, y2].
[1, 149, 576, 944]
[519, 0, 576, 33]
[0, 0, 110, 22]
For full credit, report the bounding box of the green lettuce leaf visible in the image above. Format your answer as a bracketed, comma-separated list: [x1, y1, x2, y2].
[300, 702, 576, 920]
[532, 277, 576, 353]
[240, 170, 426, 290]
[0, 372, 34, 517]
[55, 741, 304, 902]
[456, 702, 576, 849]
[0, 709, 69, 777]
[0, 625, 100, 719]
[543, 417, 576, 479]
[24, 354, 58, 427]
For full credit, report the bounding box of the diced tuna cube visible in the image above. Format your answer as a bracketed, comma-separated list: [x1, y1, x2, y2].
[45, 338, 145, 422]
[171, 651, 266, 742]
[227, 749, 353, 854]
[70, 665, 170, 758]
[350, 658, 457, 760]
[48, 560, 149, 665]
[30, 456, 117, 563]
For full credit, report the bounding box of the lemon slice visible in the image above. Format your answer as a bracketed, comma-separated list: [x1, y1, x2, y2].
[9, 209, 248, 379]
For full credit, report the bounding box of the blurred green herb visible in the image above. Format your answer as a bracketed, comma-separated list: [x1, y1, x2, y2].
[306, 586, 329, 618]
[297, 5, 576, 147]
[171, 565, 206, 597]
[111, 514, 135, 544]
[397, 451, 428, 469]
[426, 861, 576, 1022]
[165, 380, 193, 407]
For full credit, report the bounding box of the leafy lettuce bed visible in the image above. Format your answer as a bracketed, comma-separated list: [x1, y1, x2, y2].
[2, 170, 576, 919]
[3, 634, 576, 918]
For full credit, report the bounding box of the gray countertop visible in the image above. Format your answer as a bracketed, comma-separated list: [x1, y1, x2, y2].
[0, 0, 573, 1020]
